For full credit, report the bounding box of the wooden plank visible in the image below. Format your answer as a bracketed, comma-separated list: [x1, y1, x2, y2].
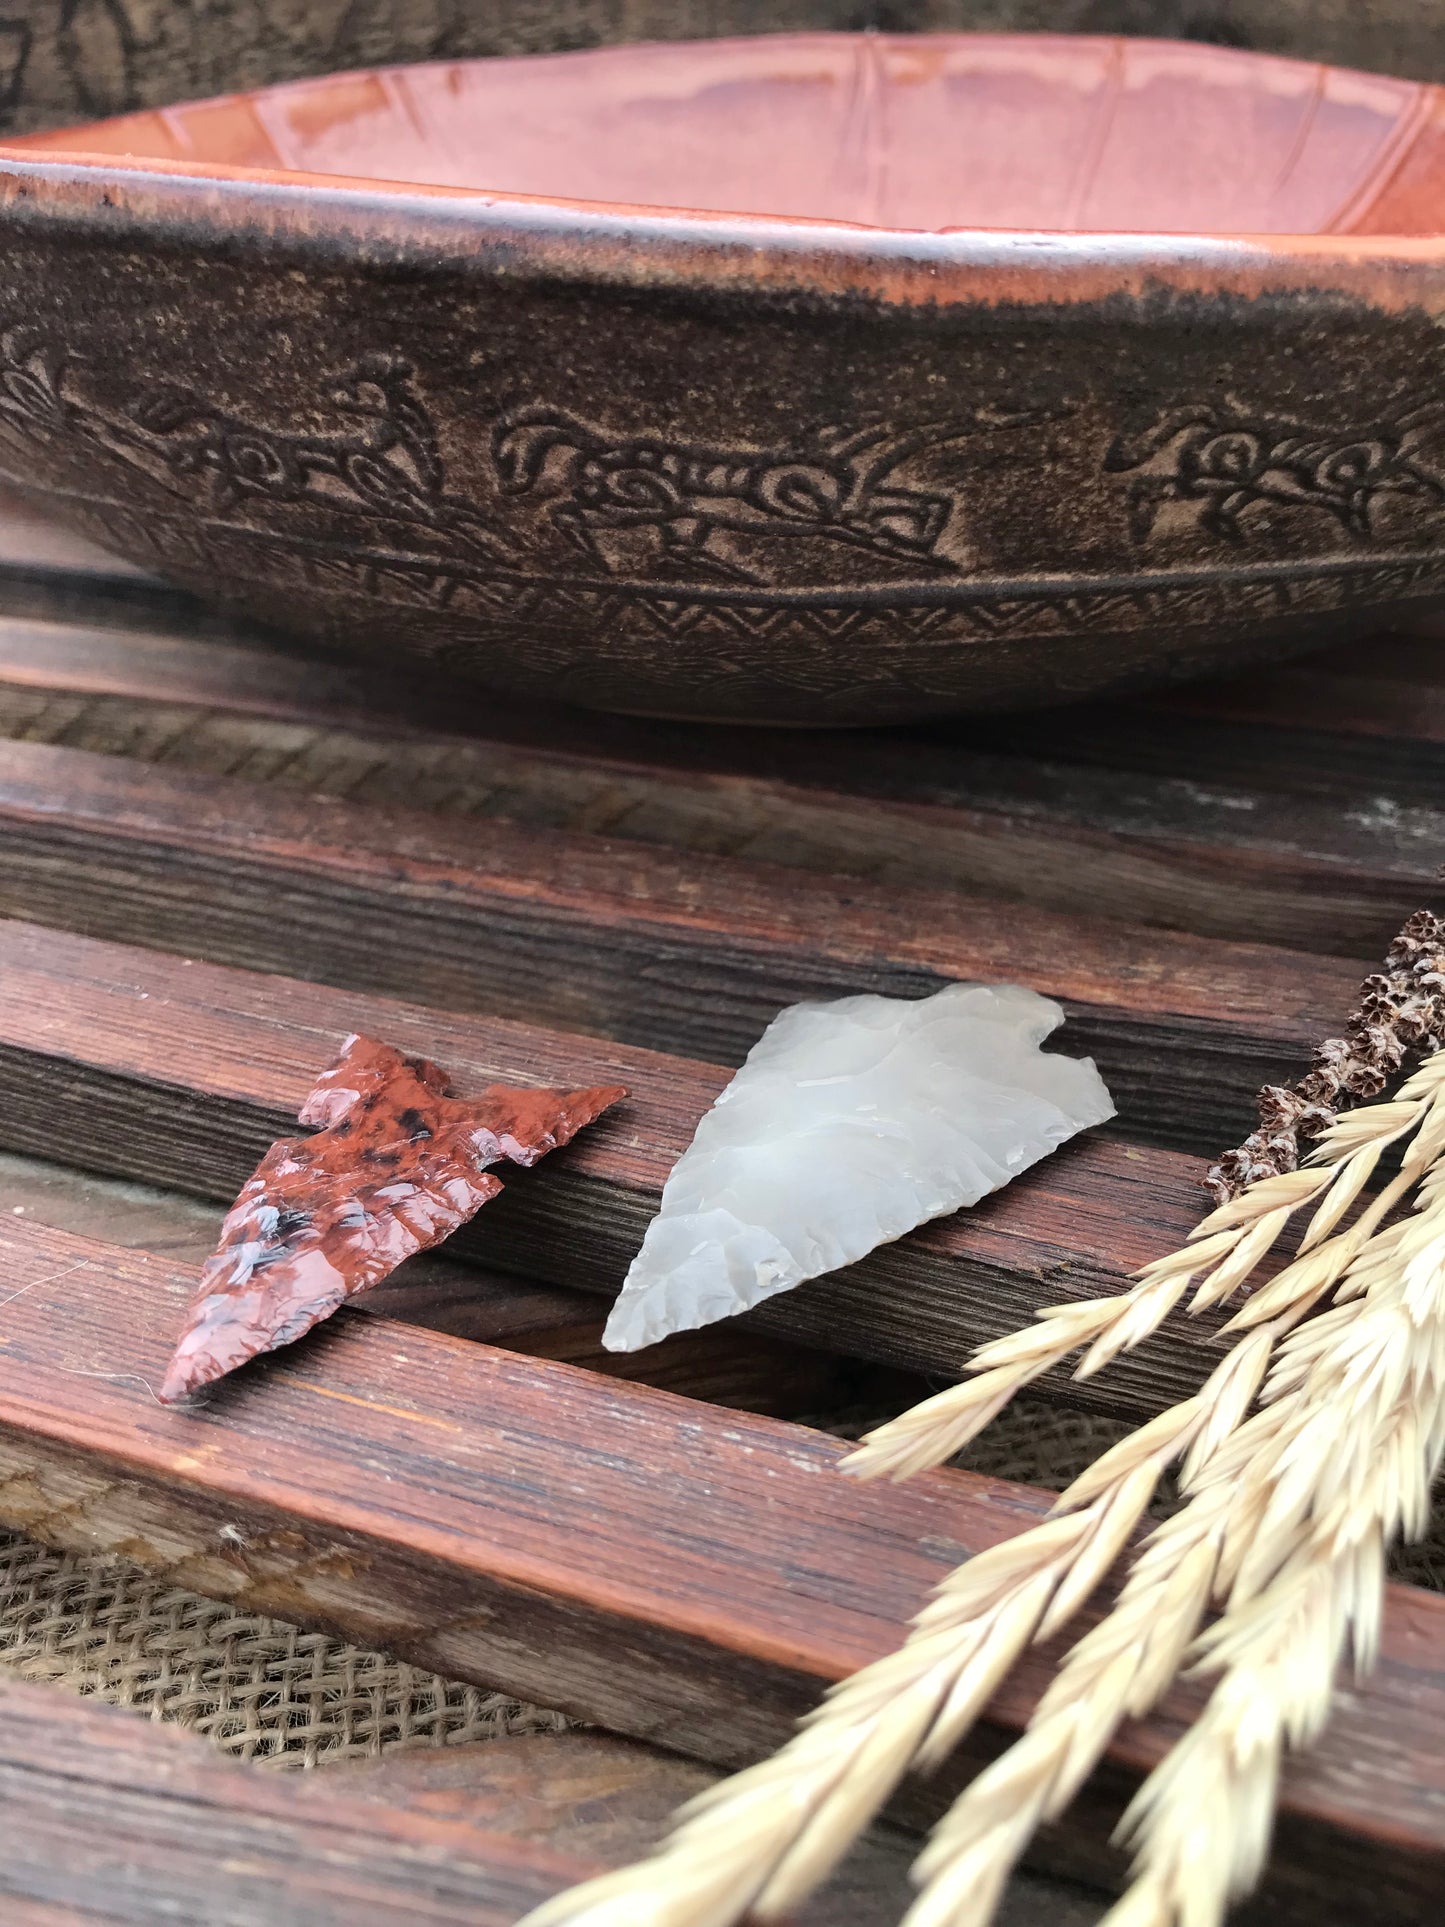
[323, 1731, 722, 1857]
[0, 734, 1364, 1157]
[0, 915, 1238, 1417]
[0, 609, 407, 729]
[0, 1214, 1436, 1922]
[0, 1152, 863, 1421]
[963, 699, 1445, 821]
[335, 1734, 1111, 1927]
[0, 1688, 992, 1927]
[357, 1264, 866, 1417]
[0, 1696, 1097, 1927]
[0, 1676, 593, 1924]
[0, 609, 1434, 957]
[0, 487, 153, 584]
[1152, 631, 1445, 744]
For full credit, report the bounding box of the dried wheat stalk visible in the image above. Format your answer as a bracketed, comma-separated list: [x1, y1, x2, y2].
[516, 1121, 1412, 1927]
[1097, 1147, 1445, 1927]
[895, 1052, 1445, 1927]
[845, 1089, 1428, 1485]
[520, 931, 1445, 1927]
[517, 1341, 1247, 1927]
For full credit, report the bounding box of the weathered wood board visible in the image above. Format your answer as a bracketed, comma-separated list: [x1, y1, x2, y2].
[0, 487, 1440, 1921]
[0, 1213, 1439, 1921]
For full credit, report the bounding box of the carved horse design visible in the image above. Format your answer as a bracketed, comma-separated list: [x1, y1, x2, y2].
[1106, 402, 1445, 543]
[491, 407, 961, 581]
[0, 335, 513, 557]
[122, 353, 512, 550]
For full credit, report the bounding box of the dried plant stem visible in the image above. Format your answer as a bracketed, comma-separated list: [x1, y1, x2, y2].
[845, 1091, 1427, 1485]
[516, 1437, 1180, 1927]
[517, 1295, 1316, 1927]
[1099, 1545, 1381, 1927]
[1098, 1159, 1445, 1927]
[848, 912, 1445, 1494]
[896, 1055, 1445, 1927]
[898, 1480, 1241, 1927]
[520, 1009, 1445, 1927]
[1209, 907, 1445, 1200]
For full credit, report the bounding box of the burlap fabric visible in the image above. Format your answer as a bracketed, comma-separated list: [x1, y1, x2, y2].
[0, 1532, 567, 1765]
[2, 1398, 1438, 1765]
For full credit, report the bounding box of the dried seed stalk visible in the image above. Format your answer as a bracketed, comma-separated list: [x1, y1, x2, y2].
[1207, 907, 1445, 1203]
[518, 1391, 1201, 1927]
[844, 1089, 1424, 1485]
[897, 1053, 1445, 1927]
[1097, 1150, 1445, 1927]
[514, 1184, 1380, 1927]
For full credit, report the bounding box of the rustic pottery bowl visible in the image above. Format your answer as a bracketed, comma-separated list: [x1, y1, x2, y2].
[6, 31, 1445, 723]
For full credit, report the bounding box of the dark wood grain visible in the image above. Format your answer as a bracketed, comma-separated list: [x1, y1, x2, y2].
[0, 1214, 1438, 1921]
[0, 735, 1368, 1154]
[0, 596, 1436, 956]
[1153, 628, 1445, 741]
[0, 1679, 1110, 1927]
[0, 1676, 598, 1926]
[0, 914, 1250, 1418]
[312, 1732, 949, 1927]
[0, 495, 1438, 1922]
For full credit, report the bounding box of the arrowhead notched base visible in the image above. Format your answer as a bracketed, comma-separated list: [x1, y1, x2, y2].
[160, 1033, 624, 1402]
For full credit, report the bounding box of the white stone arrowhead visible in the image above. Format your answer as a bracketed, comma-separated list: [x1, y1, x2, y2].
[602, 983, 1115, 1352]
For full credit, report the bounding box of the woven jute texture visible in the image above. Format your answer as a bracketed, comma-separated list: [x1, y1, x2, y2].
[0, 1534, 567, 1766]
[1, 1398, 1439, 1766]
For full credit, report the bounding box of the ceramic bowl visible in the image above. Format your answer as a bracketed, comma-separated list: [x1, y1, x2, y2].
[6, 31, 1445, 724]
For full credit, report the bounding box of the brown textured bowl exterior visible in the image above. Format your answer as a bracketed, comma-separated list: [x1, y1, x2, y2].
[6, 40, 1445, 721]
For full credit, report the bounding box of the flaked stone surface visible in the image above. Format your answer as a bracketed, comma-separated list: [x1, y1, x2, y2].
[603, 983, 1114, 1352]
[160, 1035, 624, 1401]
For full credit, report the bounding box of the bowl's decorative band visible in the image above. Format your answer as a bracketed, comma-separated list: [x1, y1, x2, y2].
[8, 326, 1445, 600]
[6, 311, 1445, 718]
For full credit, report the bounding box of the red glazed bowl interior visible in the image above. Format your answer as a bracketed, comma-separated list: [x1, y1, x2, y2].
[12, 30, 1445, 237]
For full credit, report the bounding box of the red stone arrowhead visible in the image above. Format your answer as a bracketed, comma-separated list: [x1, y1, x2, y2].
[159, 1033, 625, 1401]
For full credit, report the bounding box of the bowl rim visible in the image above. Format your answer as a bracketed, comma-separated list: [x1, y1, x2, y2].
[10, 30, 1445, 243]
[5, 143, 1445, 317]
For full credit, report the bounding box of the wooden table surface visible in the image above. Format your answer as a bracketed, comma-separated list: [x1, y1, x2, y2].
[0, 488, 1440, 1924]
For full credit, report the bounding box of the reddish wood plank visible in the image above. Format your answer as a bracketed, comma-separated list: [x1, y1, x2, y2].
[0, 1148, 860, 1419]
[0, 1678, 602, 1927]
[0, 488, 153, 583]
[0, 1215, 1436, 1921]
[298, 1733, 1108, 1927]
[0, 916, 1236, 1417]
[0, 735, 1363, 1153]
[0, 1682, 1105, 1927]
[1152, 631, 1445, 741]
